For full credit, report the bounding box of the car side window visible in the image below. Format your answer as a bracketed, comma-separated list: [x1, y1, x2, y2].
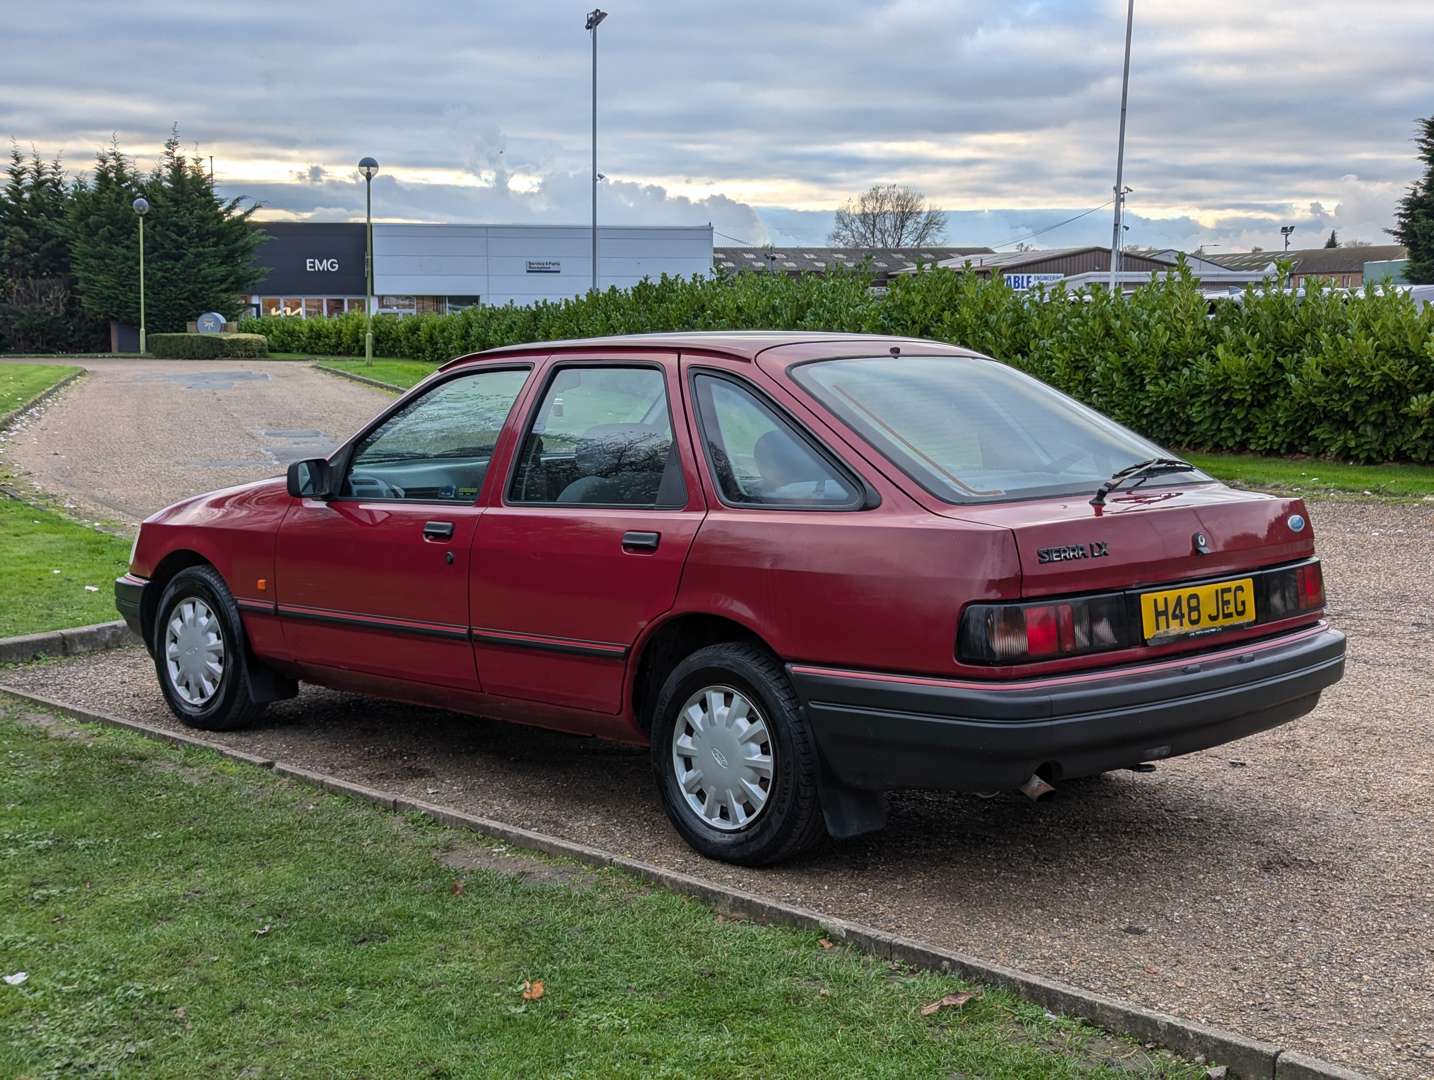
[508, 366, 684, 508]
[342, 368, 529, 502]
[693, 374, 862, 508]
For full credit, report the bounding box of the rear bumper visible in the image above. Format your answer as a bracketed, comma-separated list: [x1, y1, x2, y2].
[115, 574, 147, 643]
[789, 625, 1345, 792]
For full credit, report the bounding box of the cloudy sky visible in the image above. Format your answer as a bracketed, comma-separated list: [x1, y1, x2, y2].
[5, 0, 1432, 252]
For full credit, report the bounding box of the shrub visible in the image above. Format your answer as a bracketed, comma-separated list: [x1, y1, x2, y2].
[148, 332, 269, 359]
[235, 263, 1434, 463]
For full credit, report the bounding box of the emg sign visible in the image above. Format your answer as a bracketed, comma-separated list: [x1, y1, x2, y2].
[306, 257, 341, 272]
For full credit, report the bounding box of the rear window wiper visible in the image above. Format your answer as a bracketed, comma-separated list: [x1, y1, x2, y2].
[1090, 457, 1196, 506]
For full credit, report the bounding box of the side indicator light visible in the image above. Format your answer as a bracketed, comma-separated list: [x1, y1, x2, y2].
[257, 579, 268, 592]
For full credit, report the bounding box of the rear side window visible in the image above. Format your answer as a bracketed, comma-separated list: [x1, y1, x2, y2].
[508, 366, 684, 508]
[343, 368, 528, 501]
[692, 374, 862, 508]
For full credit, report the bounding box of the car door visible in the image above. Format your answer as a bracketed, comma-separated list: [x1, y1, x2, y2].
[470, 354, 706, 713]
[275, 364, 533, 690]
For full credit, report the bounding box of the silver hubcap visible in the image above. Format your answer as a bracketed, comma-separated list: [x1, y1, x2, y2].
[671, 685, 776, 832]
[164, 598, 225, 707]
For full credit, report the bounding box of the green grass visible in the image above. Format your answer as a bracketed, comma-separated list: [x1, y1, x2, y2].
[296, 356, 438, 389]
[1185, 451, 1434, 499]
[0, 363, 80, 428]
[0, 498, 132, 637]
[0, 705, 1198, 1080]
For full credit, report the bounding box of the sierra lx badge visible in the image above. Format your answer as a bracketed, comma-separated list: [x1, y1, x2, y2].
[1036, 541, 1110, 564]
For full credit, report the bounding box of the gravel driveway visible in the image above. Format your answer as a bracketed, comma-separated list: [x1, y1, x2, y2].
[3, 497, 1428, 1079]
[0, 358, 388, 524]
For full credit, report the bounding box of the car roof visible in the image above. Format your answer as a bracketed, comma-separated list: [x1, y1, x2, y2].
[440, 331, 980, 369]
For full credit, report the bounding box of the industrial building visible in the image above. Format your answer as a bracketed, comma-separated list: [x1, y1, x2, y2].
[247, 222, 713, 317]
[897, 245, 1269, 295]
[1204, 245, 1408, 289]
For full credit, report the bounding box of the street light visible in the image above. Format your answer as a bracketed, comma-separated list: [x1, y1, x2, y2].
[585, 8, 607, 294]
[132, 197, 149, 354]
[1281, 225, 1296, 253]
[1108, 0, 1135, 292]
[358, 157, 379, 365]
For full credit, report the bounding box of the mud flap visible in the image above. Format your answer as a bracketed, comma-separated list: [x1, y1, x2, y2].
[816, 758, 888, 839]
[244, 657, 298, 705]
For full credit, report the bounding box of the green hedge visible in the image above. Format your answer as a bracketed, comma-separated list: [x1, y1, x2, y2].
[149, 332, 269, 359]
[237, 264, 1434, 463]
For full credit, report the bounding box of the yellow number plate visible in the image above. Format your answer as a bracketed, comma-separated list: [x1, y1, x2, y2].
[1140, 577, 1256, 641]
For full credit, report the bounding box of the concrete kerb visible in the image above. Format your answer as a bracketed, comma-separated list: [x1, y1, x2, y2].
[0, 682, 1372, 1080]
[0, 367, 85, 433]
[311, 363, 406, 393]
[0, 621, 140, 665]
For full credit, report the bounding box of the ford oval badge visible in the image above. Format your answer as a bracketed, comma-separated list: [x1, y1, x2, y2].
[1287, 514, 1306, 533]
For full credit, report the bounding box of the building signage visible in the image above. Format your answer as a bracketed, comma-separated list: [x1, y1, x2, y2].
[526, 259, 562, 274]
[196, 312, 226, 334]
[1004, 272, 1064, 291]
[252, 223, 368, 297]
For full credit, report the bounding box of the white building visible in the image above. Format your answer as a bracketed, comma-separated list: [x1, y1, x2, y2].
[248, 222, 713, 317]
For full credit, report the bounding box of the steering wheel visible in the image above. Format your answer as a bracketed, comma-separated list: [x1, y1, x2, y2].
[347, 473, 404, 499]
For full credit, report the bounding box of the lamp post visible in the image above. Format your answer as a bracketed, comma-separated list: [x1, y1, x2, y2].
[1108, 0, 1135, 292]
[585, 9, 607, 295]
[132, 197, 149, 353]
[1281, 225, 1295, 252]
[358, 157, 379, 364]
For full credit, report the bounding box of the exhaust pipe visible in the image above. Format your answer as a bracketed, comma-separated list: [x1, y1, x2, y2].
[1020, 773, 1055, 801]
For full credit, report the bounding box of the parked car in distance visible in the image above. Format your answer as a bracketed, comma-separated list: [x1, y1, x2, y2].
[117, 332, 1345, 865]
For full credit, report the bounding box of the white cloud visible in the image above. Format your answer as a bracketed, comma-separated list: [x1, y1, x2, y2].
[2, 0, 1430, 250]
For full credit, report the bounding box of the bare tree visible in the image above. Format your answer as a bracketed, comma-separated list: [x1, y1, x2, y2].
[828, 184, 947, 247]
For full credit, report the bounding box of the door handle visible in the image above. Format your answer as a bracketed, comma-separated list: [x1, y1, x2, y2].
[423, 520, 455, 541]
[622, 530, 661, 552]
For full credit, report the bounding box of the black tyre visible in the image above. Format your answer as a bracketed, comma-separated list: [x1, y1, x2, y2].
[152, 565, 267, 731]
[650, 643, 826, 866]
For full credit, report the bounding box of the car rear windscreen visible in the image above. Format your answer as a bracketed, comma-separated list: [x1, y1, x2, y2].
[791, 354, 1210, 504]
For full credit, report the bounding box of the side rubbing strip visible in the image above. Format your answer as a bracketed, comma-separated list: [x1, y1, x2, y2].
[471, 628, 629, 660]
[276, 604, 470, 641]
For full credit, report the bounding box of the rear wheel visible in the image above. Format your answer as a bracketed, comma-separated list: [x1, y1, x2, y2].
[153, 565, 267, 731]
[650, 643, 825, 865]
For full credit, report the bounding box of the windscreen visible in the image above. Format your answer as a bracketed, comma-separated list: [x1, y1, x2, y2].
[791, 355, 1210, 504]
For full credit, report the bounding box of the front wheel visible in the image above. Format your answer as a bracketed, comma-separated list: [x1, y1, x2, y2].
[153, 565, 267, 731]
[650, 643, 826, 866]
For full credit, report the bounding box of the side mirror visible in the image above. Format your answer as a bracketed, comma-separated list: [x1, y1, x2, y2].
[287, 458, 335, 499]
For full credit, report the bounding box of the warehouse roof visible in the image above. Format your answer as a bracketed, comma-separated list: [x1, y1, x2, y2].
[1206, 244, 1406, 274]
[713, 246, 992, 276]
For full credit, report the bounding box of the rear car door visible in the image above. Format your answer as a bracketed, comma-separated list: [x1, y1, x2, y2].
[274, 364, 532, 690]
[470, 354, 706, 712]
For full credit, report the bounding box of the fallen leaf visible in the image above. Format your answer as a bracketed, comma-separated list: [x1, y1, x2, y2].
[83, 585, 99, 592]
[254, 924, 271, 937]
[174, 1007, 187, 1021]
[920, 991, 975, 1017]
[521, 979, 544, 1001]
[818, 938, 834, 950]
[450, 879, 464, 896]
[3, 972, 27, 987]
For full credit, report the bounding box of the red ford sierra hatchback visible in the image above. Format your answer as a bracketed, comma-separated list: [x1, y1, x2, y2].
[116, 333, 1345, 865]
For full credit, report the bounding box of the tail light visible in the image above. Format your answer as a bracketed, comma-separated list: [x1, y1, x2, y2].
[959, 593, 1137, 664]
[959, 559, 1326, 665]
[1264, 560, 1325, 620]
